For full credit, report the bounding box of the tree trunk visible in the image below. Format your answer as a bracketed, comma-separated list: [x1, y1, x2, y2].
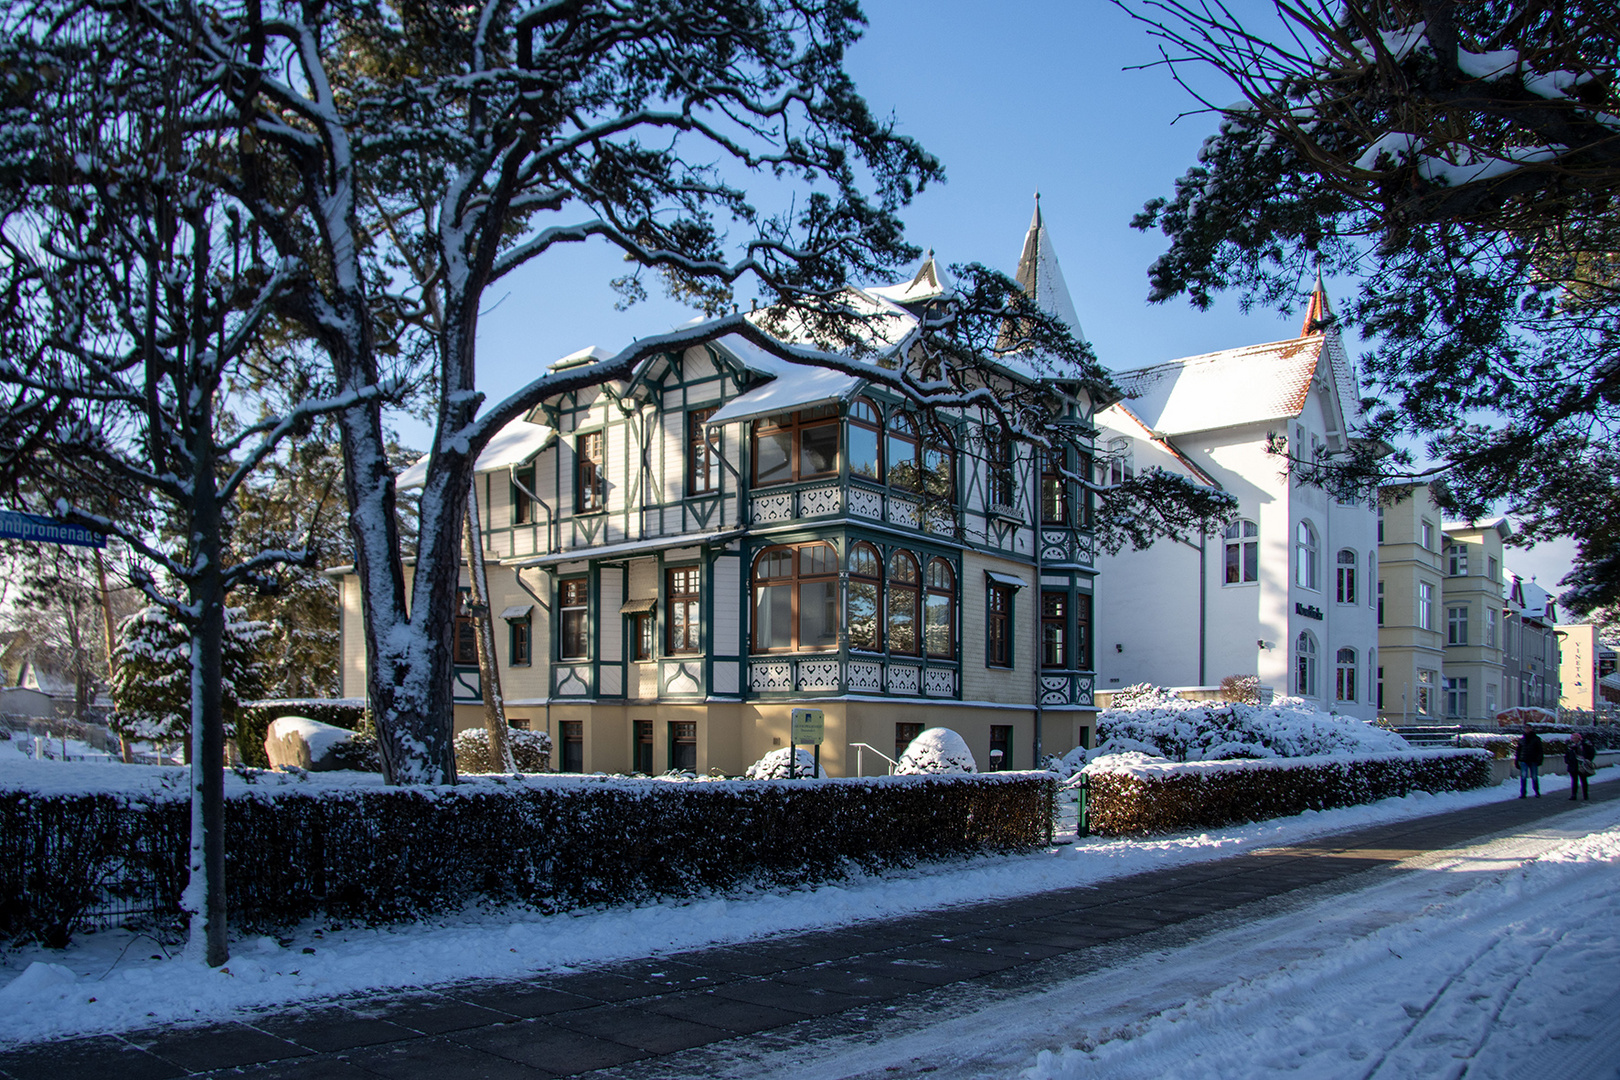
[463, 485, 514, 773]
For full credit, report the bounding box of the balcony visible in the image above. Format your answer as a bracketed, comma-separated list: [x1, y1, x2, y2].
[745, 655, 959, 698]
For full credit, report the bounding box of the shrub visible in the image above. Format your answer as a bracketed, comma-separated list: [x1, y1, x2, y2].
[1081, 750, 1492, 836]
[895, 728, 977, 774]
[453, 728, 553, 774]
[1219, 674, 1261, 705]
[744, 747, 826, 779]
[0, 771, 1053, 943]
[1099, 690, 1408, 761]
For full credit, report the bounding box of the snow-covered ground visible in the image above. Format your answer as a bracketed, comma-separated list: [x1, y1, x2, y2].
[2, 767, 1616, 1064]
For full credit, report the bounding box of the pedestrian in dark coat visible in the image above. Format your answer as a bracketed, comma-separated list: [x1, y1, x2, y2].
[1565, 732, 1596, 801]
[1516, 725, 1544, 798]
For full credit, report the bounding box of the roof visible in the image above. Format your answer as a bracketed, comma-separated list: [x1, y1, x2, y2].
[1442, 516, 1512, 539]
[397, 418, 555, 490]
[1013, 198, 1086, 346]
[1111, 334, 1327, 437]
[504, 528, 746, 568]
[867, 253, 954, 306]
[705, 361, 862, 426]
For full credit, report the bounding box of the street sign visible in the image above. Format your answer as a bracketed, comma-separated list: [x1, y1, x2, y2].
[790, 707, 824, 745]
[0, 511, 106, 549]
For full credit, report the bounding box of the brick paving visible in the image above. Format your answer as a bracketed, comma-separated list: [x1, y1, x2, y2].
[3, 782, 1613, 1080]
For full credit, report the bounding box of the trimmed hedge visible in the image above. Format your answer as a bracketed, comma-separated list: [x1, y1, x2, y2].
[1083, 750, 1492, 836]
[0, 772, 1053, 944]
[235, 700, 367, 768]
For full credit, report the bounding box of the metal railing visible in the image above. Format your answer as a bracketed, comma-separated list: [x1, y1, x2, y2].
[849, 742, 897, 776]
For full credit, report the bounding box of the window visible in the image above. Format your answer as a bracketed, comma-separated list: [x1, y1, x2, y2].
[1075, 592, 1093, 670]
[666, 567, 702, 655]
[1376, 505, 1384, 543]
[752, 406, 839, 486]
[1369, 553, 1377, 606]
[1447, 543, 1468, 576]
[1416, 669, 1436, 715]
[1295, 632, 1318, 697]
[1377, 665, 1385, 710]
[687, 408, 719, 495]
[1224, 519, 1259, 585]
[559, 578, 589, 659]
[895, 722, 923, 761]
[1488, 555, 1499, 582]
[1420, 518, 1435, 550]
[1444, 676, 1469, 719]
[922, 424, 954, 502]
[1100, 437, 1135, 488]
[632, 610, 654, 661]
[1041, 449, 1066, 524]
[560, 720, 583, 773]
[512, 465, 535, 525]
[989, 726, 1012, 771]
[751, 543, 839, 653]
[1448, 605, 1469, 646]
[1041, 591, 1068, 669]
[885, 412, 921, 491]
[668, 721, 696, 772]
[1335, 647, 1356, 702]
[1377, 580, 1385, 625]
[987, 584, 1013, 668]
[576, 431, 605, 512]
[849, 398, 882, 482]
[1336, 549, 1357, 604]
[847, 543, 882, 652]
[1418, 581, 1435, 631]
[454, 606, 479, 666]
[634, 720, 654, 774]
[1294, 521, 1320, 590]
[1485, 608, 1498, 648]
[509, 615, 532, 666]
[924, 558, 955, 659]
[988, 433, 1015, 509]
[887, 551, 921, 656]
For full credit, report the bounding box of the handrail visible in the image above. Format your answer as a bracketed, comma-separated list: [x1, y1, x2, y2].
[850, 742, 897, 776]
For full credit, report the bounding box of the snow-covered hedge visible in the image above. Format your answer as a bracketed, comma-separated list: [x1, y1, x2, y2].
[1081, 749, 1492, 836]
[1097, 685, 1409, 761]
[454, 727, 553, 774]
[0, 767, 1053, 945]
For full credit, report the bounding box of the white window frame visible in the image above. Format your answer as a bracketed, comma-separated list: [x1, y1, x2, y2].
[1295, 520, 1320, 591]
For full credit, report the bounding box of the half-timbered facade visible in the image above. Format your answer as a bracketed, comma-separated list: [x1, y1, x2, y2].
[334, 214, 1103, 776]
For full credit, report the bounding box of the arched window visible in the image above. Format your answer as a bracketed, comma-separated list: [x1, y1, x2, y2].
[1336, 549, 1358, 604]
[924, 558, 955, 659]
[751, 542, 838, 653]
[887, 551, 921, 655]
[1336, 647, 1357, 702]
[847, 542, 882, 652]
[886, 413, 921, 491]
[1224, 519, 1259, 584]
[848, 398, 882, 482]
[922, 424, 954, 502]
[1295, 631, 1318, 697]
[1295, 521, 1319, 590]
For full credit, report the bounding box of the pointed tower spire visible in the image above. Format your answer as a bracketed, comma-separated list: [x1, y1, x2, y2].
[1301, 271, 1332, 336]
[1013, 194, 1087, 345]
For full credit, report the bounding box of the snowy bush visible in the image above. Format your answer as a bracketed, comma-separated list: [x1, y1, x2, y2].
[894, 727, 978, 775]
[1082, 750, 1492, 835]
[454, 727, 552, 774]
[1098, 687, 1408, 762]
[109, 606, 269, 754]
[744, 747, 826, 779]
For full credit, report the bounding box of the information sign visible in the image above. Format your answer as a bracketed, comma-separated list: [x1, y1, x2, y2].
[790, 707, 825, 746]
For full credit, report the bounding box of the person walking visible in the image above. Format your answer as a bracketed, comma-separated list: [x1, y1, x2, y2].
[1565, 731, 1596, 801]
[1516, 724, 1544, 798]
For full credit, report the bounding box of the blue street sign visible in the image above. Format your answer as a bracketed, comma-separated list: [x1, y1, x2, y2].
[0, 510, 107, 549]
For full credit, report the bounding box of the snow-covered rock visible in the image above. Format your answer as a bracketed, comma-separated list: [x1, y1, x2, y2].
[744, 747, 827, 779]
[894, 728, 977, 775]
[264, 716, 363, 772]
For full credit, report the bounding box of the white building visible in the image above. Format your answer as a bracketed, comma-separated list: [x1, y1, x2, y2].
[1092, 286, 1382, 718]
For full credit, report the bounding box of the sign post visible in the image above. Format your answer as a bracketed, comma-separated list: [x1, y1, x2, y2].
[789, 707, 825, 779]
[0, 511, 106, 549]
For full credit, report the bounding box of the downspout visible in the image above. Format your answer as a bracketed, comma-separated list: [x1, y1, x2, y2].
[509, 464, 554, 556]
[1160, 434, 1220, 688]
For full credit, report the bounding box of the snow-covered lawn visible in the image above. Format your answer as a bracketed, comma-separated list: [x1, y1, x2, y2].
[4, 766, 1613, 1050]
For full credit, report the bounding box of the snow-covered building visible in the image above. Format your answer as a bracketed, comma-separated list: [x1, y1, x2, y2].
[332, 211, 1106, 776]
[1092, 284, 1382, 719]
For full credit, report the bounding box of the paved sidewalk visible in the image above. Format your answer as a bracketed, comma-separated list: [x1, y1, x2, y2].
[3, 783, 1613, 1080]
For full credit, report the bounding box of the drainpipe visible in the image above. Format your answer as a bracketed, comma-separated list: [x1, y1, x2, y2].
[510, 465, 554, 556]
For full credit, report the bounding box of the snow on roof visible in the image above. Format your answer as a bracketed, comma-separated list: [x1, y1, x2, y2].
[1014, 199, 1086, 347]
[1443, 516, 1512, 538]
[1112, 334, 1325, 437]
[705, 362, 862, 426]
[550, 345, 614, 371]
[397, 418, 554, 490]
[1507, 570, 1556, 619]
[867, 253, 954, 306]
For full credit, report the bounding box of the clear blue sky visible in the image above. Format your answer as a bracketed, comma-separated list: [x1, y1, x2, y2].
[450, 0, 1577, 594]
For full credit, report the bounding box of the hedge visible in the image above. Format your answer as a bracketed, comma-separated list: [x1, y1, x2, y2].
[0, 771, 1053, 946]
[235, 699, 367, 768]
[1083, 750, 1493, 836]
